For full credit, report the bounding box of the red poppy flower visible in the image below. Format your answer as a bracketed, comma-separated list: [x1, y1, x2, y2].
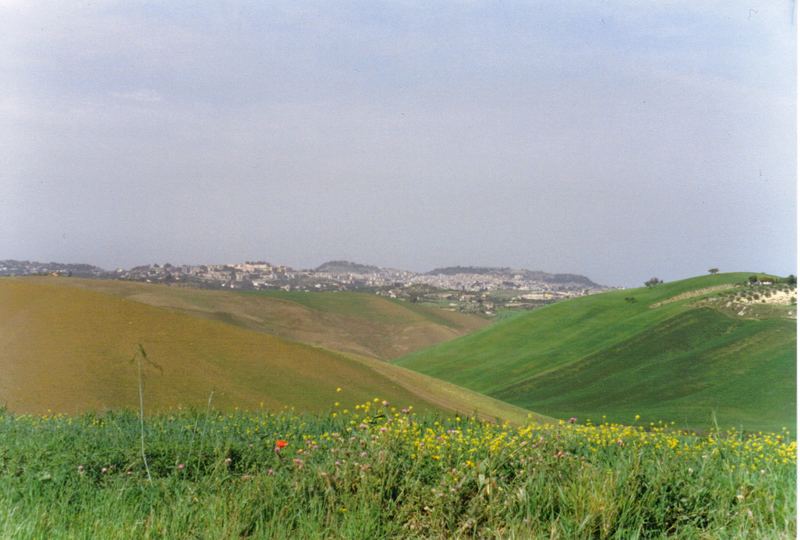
[275, 439, 288, 449]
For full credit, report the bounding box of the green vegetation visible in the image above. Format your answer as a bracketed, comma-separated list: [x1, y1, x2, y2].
[1, 273, 795, 536]
[1, 405, 793, 538]
[644, 277, 664, 288]
[0, 279, 531, 423]
[398, 273, 796, 431]
[38, 277, 487, 359]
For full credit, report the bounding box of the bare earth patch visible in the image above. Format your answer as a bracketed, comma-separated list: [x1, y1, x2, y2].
[693, 285, 797, 320]
[649, 285, 736, 309]
[728, 288, 797, 306]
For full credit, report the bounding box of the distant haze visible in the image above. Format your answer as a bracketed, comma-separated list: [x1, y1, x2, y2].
[1, 1, 795, 287]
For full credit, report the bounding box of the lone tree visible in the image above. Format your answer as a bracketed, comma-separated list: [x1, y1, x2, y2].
[708, 268, 719, 275]
[644, 277, 663, 288]
[787, 274, 796, 286]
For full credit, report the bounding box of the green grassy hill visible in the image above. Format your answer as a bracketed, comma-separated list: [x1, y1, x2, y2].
[41, 278, 487, 360]
[397, 273, 796, 431]
[0, 278, 539, 423]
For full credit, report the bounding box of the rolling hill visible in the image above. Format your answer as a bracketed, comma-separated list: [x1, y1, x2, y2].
[34, 277, 488, 360]
[397, 273, 796, 431]
[0, 278, 537, 423]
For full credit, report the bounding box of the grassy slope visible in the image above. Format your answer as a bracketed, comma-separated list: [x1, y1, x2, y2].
[42, 278, 487, 360]
[398, 273, 796, 431]
[0, 278, 535, 423]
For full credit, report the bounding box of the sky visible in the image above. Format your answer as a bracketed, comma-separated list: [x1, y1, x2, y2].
[0, 1, 795, 286]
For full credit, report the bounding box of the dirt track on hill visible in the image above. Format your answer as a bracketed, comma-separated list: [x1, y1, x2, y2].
[649, 285, 736, 308]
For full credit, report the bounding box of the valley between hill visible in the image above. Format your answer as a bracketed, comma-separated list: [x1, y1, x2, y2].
[36, 277, 488, 360]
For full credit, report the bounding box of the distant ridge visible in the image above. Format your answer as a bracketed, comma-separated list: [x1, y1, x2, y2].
[1, 259, 605, 293]
[315, 260, 382, 274]
[426, 266, 600, 288]
[0, 259, 106, 277]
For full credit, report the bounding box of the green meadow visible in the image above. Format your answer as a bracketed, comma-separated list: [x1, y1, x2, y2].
[0, 278, 533, 423]
[398, 274, 796, 431]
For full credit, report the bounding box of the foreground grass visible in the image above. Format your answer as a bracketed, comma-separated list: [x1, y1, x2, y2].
[0, 403, 795, 539]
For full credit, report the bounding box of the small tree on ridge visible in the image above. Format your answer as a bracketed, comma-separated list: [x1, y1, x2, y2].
[644, 277, 663, 288]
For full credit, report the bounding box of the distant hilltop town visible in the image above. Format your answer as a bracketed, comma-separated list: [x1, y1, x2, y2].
[0, 259, 607, 315]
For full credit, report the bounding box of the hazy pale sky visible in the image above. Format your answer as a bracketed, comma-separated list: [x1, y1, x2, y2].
[1, 1, 795, 286]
